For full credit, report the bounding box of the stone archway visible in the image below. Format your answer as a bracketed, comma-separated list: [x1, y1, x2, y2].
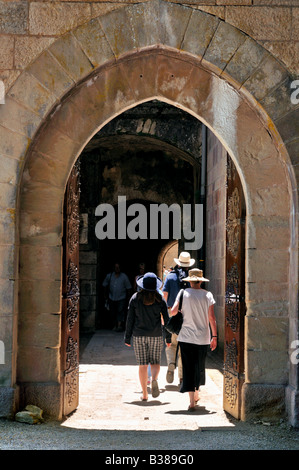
[0, 1, 296, 424]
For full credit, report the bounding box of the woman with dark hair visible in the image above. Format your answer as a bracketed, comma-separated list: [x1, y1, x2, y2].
[171, 268, 217, 411]
[125, 272, 171, 401]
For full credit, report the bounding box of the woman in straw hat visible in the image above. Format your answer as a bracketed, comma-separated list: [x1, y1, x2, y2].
[125, 272, 172, 401]
[171, 268, 217, 411]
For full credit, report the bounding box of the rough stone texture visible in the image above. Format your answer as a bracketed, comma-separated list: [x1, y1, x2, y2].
[72, 18, 114, 68]
[0, 387, 19, 418]
[242, 54, 289, 101]
[226, 6, 292, 41]
[29, 2, 91, 36]
[14, 37, 55, 70]
[18, 382, 62, 419]
[48, 33, 93, 81]
[0, 97, 41, 139]
[19, 245, 62, 281]
[242, 383, 286, 421]
[0, 1, 27, 34]
[203, 19, 246, 71]
[8, 72, 56, 119]
[181, 8, 219, 58]
[0, 36, 14, 69]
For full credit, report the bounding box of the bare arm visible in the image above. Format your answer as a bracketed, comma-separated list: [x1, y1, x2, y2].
[208, 304, 217, 351]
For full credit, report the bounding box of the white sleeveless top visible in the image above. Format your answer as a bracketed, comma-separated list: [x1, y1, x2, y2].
[176, 288, 215, 345]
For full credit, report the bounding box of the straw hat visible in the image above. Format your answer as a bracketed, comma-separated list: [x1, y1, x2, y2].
[136, 272, 163, 292]
[174, 251, 195, 267]
[182, 268, 209, 282]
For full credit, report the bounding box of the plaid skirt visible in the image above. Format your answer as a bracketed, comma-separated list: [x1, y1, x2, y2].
[132, 335, 164, 365]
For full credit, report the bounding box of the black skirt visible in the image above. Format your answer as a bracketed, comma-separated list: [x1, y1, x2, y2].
[179, 342, 208, 393]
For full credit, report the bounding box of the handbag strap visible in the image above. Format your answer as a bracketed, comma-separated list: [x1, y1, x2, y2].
[178, 289, 184, 312]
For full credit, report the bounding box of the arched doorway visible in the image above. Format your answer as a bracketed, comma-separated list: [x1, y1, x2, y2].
[9, 3, 296, 423]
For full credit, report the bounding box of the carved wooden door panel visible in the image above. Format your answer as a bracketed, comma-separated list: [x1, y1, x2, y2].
[223, 154, 246, 419]
[61, 160, 80, 416]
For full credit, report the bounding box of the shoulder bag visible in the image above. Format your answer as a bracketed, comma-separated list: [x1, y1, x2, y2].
[165, 289, 184, 335]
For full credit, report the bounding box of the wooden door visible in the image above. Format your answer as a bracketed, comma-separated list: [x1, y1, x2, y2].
[223, 154, 246, 419]
[61, 160, 81, 417]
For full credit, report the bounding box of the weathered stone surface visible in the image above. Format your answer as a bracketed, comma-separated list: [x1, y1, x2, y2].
[98, 5, 136, 57]
[247, 248, 289, 283]
[226, 6, 292, 41]
[17, 346, 60, 382]
[181, 9, 219, 58]
[247, 215, 290, 250]
[18, 312, 61, 348]
[0, 182, 17, 211]
[0, 210, 16, 245]
[0, 154, 19, 186]
[159, 1, 192, 49]
[0, 124, 30, 160]
[204, 20, 246, 72]
[19, 210, 62, 246]
[0, 1, 27, 34]
[19, 245, 61, 281]
[27, 50, 74, 99]
[260, 77, 296, 122]
[0, 279, 14, 314]
[261, 40, 299, 76]
[29, 2, 91, 36]
[225, 36, 266, 85]
[0, 244, 15, 279]
[285, 138, 299, 166]
[275, 107, 299, 144]
[156, 53, 194, 103]
[242, 383, 285, 421]
[19, 182, 64, 214]
[246, 317, 289, 352]
[19, 280, 61, 314]
[118, 52, 158, 102]
[72, 18, 114, 68]
[23, 150, 70, 190]
[0, 97, 41, 139]
[246, 350, 288, 384]
[8, 71, 56, 119]
[15, 405, 43, 424]
[14, 37, 55, 70]
[242, 54, 288, 101]
[0, 36, 14, 69]
[48, 33, 93, 81]
[127, 1, 160, 49]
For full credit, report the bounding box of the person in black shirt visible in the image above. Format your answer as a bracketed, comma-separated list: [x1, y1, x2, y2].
[125, 272, 171, 401]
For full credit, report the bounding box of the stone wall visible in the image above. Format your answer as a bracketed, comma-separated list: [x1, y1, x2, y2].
[1, 0, 299, 98]
[205, 128, 227, 354]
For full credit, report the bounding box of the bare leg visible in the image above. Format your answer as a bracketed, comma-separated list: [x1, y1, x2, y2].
[150, 364, 160, 381]
[189, 391, 196, 409]
[139, 365, 148, 400]
[150, 364, 161, 398]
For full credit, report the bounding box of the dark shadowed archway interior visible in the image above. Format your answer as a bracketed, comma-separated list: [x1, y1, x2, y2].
[77, 100, 201, 331]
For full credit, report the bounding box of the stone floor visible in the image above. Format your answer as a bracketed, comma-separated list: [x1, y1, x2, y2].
[63, 330, 231, 432]
[1, 330, 299, 451]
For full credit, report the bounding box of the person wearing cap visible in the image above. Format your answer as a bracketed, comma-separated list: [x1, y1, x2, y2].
[171, 268, 217, 411]
[162, 252, 195, 385]
[125, 272, 172, 401]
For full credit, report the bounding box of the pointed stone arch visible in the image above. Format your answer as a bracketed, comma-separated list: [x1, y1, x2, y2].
[0, 1, 297, 424]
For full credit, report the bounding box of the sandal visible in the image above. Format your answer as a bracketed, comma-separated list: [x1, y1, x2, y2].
[151, 379, 160, 398]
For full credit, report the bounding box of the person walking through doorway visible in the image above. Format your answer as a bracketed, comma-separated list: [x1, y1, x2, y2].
[162, 251, 195, 385]
[125, 272, 171, 401]
[170, 268, 217, 411]
[102, 262, 132, 331]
